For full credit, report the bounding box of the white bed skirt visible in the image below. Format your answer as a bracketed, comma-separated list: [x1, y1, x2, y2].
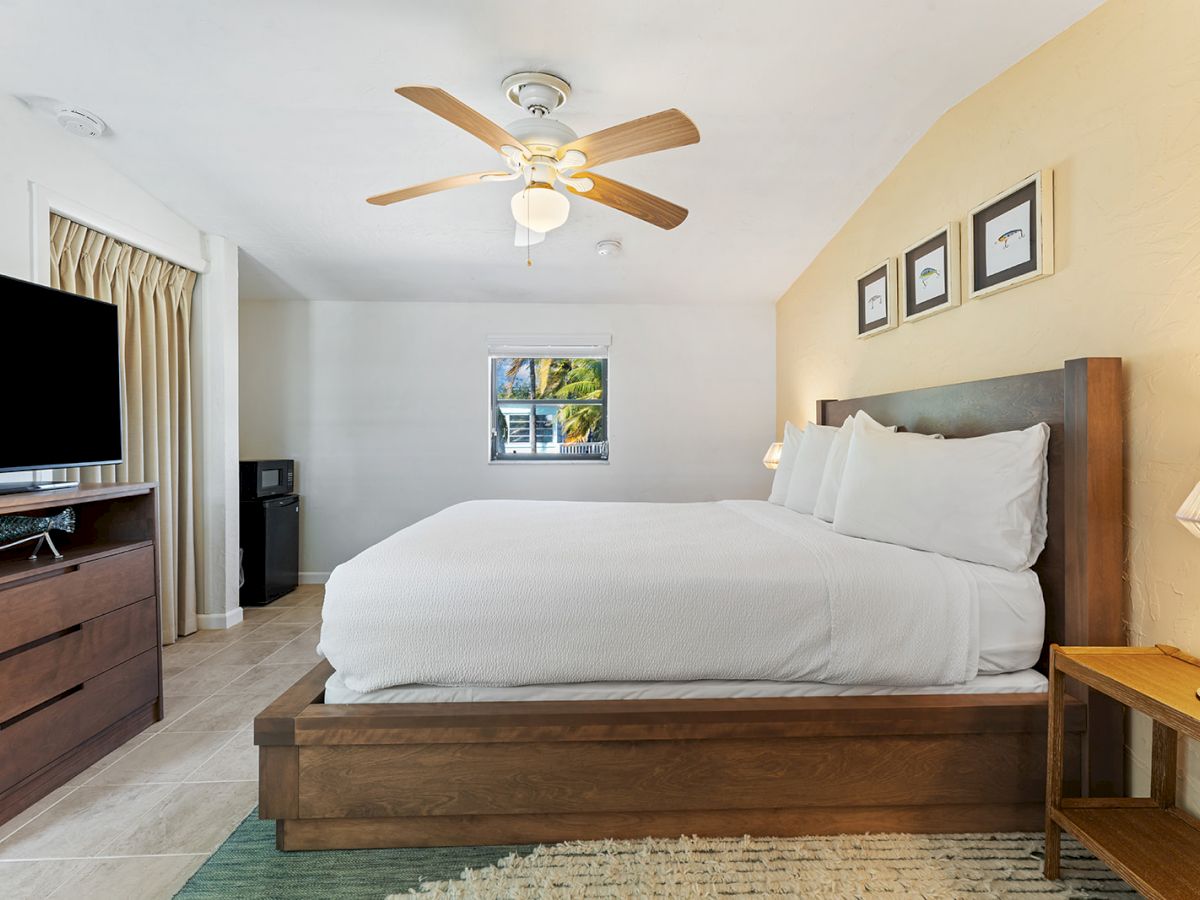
[323, 668, 1049, 704]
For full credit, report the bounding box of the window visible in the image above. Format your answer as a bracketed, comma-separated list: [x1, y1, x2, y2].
[489, 343, 609, 461]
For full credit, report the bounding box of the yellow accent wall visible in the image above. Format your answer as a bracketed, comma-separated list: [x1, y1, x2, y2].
[775, 0, 1200, 804]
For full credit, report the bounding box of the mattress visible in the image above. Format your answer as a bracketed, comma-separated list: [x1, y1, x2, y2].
[319, 500, 1046, 694]
[324, 668, 1049, 704]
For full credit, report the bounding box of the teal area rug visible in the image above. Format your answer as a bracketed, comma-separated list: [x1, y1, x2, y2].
[178, 812, 1132, 898]
[174, 810, 531, 899]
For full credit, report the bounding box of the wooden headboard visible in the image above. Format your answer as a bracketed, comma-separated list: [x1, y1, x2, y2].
[818, 357, 1124, 793]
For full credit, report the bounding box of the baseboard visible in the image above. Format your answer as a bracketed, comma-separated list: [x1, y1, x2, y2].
[299, 571, 330, 585]
[196, 606, 245, 630]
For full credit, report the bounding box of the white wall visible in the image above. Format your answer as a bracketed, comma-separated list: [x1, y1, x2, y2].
[0, 96, 203, 281]
[240, 298, 776, 577]
[0, 96, 240, 628]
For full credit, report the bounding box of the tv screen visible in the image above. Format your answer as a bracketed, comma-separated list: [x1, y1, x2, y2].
[0, 273, 122, 472]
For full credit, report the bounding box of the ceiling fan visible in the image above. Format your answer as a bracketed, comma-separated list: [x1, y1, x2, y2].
[366, 72, 700, 247]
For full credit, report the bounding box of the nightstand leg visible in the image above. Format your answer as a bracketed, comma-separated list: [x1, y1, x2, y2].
[1151, 720, 1178, 808]
[1045, 647, 1064, 880]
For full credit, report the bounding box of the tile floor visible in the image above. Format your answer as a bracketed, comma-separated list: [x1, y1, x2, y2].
[0, 585, 325, 899]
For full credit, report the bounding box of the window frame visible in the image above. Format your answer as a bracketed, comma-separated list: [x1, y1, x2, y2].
[488, 356, 609, 463]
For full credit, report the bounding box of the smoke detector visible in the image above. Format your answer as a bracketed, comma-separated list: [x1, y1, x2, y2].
[55, 106, 107, 138]
[596, 239, 622, 257]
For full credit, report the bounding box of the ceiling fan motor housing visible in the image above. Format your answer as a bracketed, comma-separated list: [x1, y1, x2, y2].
[505, 117, 578, 157]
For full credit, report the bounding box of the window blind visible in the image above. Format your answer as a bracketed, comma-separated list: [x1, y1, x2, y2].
[487, 333, 611, 359]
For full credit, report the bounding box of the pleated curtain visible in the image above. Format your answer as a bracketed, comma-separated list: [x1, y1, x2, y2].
[49, 214, 199, 642]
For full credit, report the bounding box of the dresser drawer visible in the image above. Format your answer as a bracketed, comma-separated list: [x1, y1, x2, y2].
[0, 648, 159, 794]
[0, 597, 158, 723]
[0, 545, 155, 654]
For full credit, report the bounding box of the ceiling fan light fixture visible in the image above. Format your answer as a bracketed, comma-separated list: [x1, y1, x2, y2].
[511, 184, 570, 233]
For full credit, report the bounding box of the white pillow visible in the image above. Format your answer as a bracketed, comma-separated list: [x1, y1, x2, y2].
[783, 421, 843, 514]
[833, 418, 1050, 571]
[813, 411, 897, 523]
[766, 421, 804, 505]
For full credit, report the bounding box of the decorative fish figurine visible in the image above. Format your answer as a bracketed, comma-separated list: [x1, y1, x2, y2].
[996, 228, 1025, 248]
[0, 508, 76, 543]
[919, 266, 940, 286]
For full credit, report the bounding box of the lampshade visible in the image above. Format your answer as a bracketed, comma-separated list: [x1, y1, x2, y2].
[763, 442, 784, 470]
[511, 184, 569, 233]
[1178, 480, 1200, 539]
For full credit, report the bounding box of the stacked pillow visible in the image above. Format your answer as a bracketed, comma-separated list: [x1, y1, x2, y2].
[766, 421, 805, 505]
[834, 416, 1049, 571]
[767, 412, 1050, 572]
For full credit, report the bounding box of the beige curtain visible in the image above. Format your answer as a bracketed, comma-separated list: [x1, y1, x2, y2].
[49, 214, 199, 643]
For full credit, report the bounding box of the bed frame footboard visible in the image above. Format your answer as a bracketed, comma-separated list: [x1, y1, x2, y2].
[256, 660, 1085, 851]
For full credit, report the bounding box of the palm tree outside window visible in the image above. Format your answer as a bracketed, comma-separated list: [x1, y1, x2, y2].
[491, 356, 608, 460]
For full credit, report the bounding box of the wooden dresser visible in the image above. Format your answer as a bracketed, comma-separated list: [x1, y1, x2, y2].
[0, 483, 162, 824]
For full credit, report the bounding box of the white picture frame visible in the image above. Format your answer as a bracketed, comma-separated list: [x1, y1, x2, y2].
[856, 258, 897, 339]
[900, 222, 960, 324]
[966, 169, 1054, 301]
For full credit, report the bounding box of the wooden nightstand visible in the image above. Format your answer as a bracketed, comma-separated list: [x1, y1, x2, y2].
[1046, 644, 1200, 899]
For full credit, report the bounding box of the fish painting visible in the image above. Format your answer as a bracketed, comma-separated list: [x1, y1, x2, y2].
[996, 228, 1025, 248]
[918, 266, 940, 286]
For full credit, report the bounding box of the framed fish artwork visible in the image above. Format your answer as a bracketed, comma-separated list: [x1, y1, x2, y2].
[966, 169, 1054, 300]
[856, 258, 897, 338]
[900, 223, 960, 324]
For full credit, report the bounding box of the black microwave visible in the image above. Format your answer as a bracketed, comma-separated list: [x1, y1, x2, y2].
[240, 459, 294, 500]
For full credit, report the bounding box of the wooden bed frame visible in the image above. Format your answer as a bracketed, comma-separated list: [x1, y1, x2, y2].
[255, 357, 1124, 851]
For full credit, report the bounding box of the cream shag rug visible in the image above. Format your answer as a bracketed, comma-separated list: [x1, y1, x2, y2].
[396, 833, 1134, 898]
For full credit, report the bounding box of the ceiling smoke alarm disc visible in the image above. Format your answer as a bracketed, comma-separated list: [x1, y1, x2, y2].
[596, 240, 622, 257]
[55, 106, 106, 138]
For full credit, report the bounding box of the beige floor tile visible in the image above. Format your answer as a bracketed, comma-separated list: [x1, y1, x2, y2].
[238, 621, 311, 643]
[175, 623, 257, 643]
[163, 692, 271, 733]
[65, 733, 156, 788]
[187, 729, 257, 782]
[161, 643, 222, 668]
[262, 629, 322, 665]
[269, 606, 322, 624]
[201, 641, 287, 667]
[216, 662, 316, 697]
[142, 694, 209, 734]
[0, 859, 85, 899]
[86, 731, 235, 785]
[0, 787, 76, 844]
[271, 588, 319, 607]
[163, 663, 253, 697]
[48, 853, 207, 900]
[0, 784, 170, 860]
[102, 782, 257, 856]
[240, 606, 284, 623]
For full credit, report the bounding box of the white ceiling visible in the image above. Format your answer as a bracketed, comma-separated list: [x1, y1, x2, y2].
[0, 0, 1100, 305]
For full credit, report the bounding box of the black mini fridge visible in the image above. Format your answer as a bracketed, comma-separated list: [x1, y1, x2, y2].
[240, 494, 300, 606]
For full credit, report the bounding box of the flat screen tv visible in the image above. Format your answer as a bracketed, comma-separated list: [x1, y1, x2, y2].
[0, 273, 123, 473]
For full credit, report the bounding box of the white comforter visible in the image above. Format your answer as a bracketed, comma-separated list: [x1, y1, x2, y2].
[319, 500, 983, 693]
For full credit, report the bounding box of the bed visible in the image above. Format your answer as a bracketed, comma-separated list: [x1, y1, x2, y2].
[255, 357, 1124, 851]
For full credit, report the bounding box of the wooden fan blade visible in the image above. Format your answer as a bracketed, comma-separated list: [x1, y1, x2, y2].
[564, 172, 688, 230]
[366, 171, 511, 206]
[558, 109, 699, 169]
[395, 86, 529, 155]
